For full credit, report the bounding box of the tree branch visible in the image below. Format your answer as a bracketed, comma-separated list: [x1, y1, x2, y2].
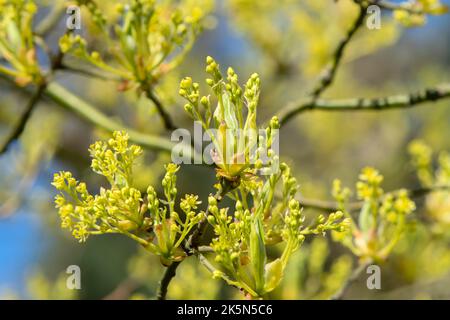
[0, 83, 46, 155]
[57, 65, 179, 130]
[298, 184, 450, 212]
[141, 82, 177, 131]
[43, 82, 188, 154]
[297, 196, 358, 212]
[58, 63, 122, 81]
[156, 261, 182, 300]
[331, 259, 373, 300]
[1, 75, 195, 155]
[278, 83, 450, 125]
[186, 183, 234, 252]
[310, 3, 367, 98]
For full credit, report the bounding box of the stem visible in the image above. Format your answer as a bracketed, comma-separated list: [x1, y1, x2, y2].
[0, 83, 46, 154]
[1, 73, 196, 156]
[44, 82, 191, 155]
[155, 181, 234, 299]
[278, 83, 450, 126]
[156, 261, 181, 300]
[197, 252, 259, 297]
[185, 182, 233, 252]
[310, 4, 366, 98]
[59, 63, 122, 81]
[122, 231, 149, 247]
[142, 82, 177, 131]
[295, 184, 450, 213]
[331, 259, 373, 300]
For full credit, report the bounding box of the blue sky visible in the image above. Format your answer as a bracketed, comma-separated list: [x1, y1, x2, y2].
[0, 210, 47, 296]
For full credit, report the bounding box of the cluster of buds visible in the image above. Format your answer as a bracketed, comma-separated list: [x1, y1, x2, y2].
[180, 56, 279, 185]
[0, 0, 42, 86]
[393, 0, 448, 27]
[205, 160, 349, 298]
[60, 0, 213, 90]
[332, 167, 416, 262]
[408, 140, 450, 227]
[356, 167, 384, 201]
[181, 64, 351, 295]
[52, 170, 146, 243]
[52, 131, 203, 266]
[89, 131, 143, 186]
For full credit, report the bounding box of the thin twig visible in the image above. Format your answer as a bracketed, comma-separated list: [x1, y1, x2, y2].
[331, 259, 373, 300]
[155, 183, 233, 300]
[298, 184, 450, 212]
[0, 84, 46, 155]
[45, 82, 191, 155]
[156, 261, 182, 300]
[310, 3, 367, 98]
[141, 82, 177, 131]
[186, 184, 233, 252]
[278, 83, 450, 125]
[59, 63, 122, 81]
[408, 185, 450, 198]
[196, 252, 242, 291]
[0, 26, 67, 155]
[0, 75, 197, 157]
[198, 245, 215, 253]
[298, 196, 355, 212]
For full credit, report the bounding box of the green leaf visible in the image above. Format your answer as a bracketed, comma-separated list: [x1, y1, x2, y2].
[7, 21, 22, 51]
[358, 202, 374, 233]
[250, 215, 266, 293]
[222, 91, 239, 130]
[263, 258, 284, 293]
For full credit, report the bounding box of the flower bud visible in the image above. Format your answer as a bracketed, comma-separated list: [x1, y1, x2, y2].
[208, 196, 217, 206]
[207, 215, 216, 224]
[180, 77, 192, 89]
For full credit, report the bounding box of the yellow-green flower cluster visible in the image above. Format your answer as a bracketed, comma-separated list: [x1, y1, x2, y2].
[409, 140, 450, 188]
[380, 190, 416, 223]
[0, 0, 42, 86]
[332, 167, 416, 261]
[356, 167, 384, 201]
[52, 131, 147, 243]
[207, 197, 250, 274]
[52, 131, 202, 266]
[332, 179, 352, 210]
[180, 56, 279, 183]
[437, 152, 450, 185]
[408, 140, 450, 226]
[408, 140, 434, 186]
[89, 131, 143, 186]
[393, 0, 448, 27]
[205, 161, 349, 298]
[59, 0, 213, 89]
[145, 165, 203, 265]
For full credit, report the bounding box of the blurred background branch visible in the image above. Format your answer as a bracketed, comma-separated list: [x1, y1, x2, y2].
[278, 83, 450, 125]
